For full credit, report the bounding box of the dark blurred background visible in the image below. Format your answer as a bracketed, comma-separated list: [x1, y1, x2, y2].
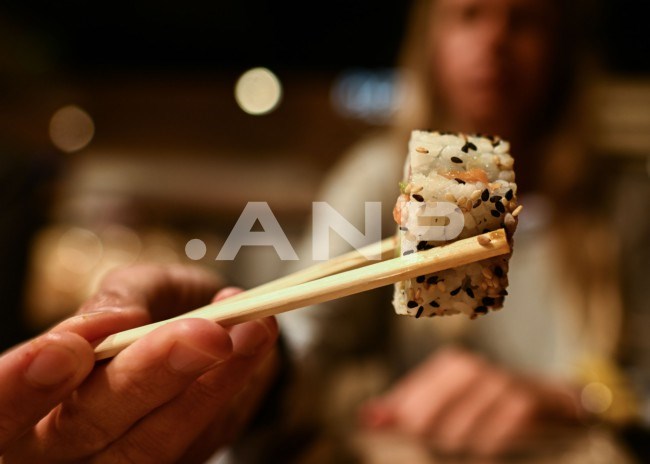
[0, 0, 648, 348]
[3, 0, 649, 72]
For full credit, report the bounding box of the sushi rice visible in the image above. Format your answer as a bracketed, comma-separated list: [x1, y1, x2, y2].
[392, 130, 519, 319]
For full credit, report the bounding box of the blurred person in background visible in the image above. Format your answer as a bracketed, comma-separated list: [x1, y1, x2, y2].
[275, 0, 646, 460]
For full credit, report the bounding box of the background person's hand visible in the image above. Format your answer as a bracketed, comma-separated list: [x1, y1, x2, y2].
[358, 347, 583, 457]
[0, 264, 279, 463]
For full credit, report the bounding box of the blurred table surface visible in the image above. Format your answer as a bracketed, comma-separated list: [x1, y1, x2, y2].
[210, 423, 640, 464]
[347, 426, 638, 464]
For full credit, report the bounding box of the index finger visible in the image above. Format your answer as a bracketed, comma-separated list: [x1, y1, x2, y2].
[0, 332, 94, 454]
[53, 264, 225, 344]
[82, 264, 223, 321]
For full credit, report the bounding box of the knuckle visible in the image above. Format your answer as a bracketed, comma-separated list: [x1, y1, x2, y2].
[190, 374, 235, 404]
[114, 372, 162, 407]
[507, 392, 537, 424]
[184, 363, 254, 410]
[49, 403, 115, 454]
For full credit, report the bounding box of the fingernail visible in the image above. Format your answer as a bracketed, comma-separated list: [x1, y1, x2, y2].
[26, 344, 80, 388]
[167, 342, 224, 374]
[229, 320, 271, 357]
[212, 287, 243, 303]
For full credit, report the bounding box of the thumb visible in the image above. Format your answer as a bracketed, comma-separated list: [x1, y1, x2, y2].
[211, 286, 244, 303]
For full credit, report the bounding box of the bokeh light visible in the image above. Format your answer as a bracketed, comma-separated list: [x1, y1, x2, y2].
[580, 381, 613, 415]
[234, 67, 282, 115]
[56, 227, 103, 274]
[331, 69, 399, 124]
[185, 238, 207, 260]
[49, 105, 95, 153]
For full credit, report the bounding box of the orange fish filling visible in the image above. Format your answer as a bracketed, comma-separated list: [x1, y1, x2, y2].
[441, 168, 489, 184]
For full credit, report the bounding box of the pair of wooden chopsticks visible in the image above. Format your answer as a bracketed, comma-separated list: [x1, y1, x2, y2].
[94, 229, 509, 360]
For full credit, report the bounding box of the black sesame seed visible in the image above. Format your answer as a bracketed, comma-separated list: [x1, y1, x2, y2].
[417, 241, 429, 250]
[429, 300, 440, 307]
[415, 306, 424, 318]
[423, 243, 435, 250]
[403, 250, 414, 256]
[451, 156, 463, 164]
[482, 297, 496, 306]
[399, 226, 408, 231]
[494, 266, 504, 277]
[426, 276, 439, 285]
[455, 178, 466, 184]
[490, 195, 502, 203]
[493, 139, 501, 147]
[505, 189, 513, 201]
[475, 306, 488, 315]
[416, 275, 425, 283]
[473, 199, 482, 208]
[465, 287, 475, 298]
[495, 201, 506, 213]
[450, 286, 461, 296]
[491, 209, 501, 217]
[461, 141, 477, 153]
[481, 189, 489, 201]
[407, 300, 418, 309]
[412, 194, 424, 202]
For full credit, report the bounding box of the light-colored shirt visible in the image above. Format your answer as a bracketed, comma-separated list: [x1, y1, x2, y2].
[279, 132, 590, 384]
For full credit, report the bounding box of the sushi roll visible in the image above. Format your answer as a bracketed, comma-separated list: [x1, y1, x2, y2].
[392, 130, 520, 319]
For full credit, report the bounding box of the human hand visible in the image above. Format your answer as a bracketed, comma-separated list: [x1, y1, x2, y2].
[358, 347, 582, 457]
[1, 264, 279, 463]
